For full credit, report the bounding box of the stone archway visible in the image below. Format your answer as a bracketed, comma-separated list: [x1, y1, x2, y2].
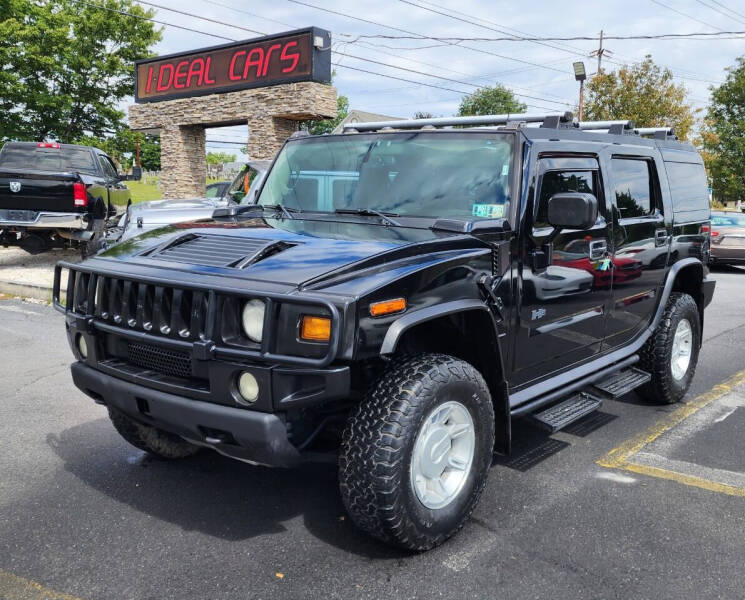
[128, 81, 336, 198]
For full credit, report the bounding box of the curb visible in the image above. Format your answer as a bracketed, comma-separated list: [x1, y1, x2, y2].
[0, 279, 53, 302]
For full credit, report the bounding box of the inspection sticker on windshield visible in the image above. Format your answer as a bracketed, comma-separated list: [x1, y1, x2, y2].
[472, 204, 505, 218]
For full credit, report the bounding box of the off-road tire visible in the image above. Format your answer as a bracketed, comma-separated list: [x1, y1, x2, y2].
[339, 354, 495, 551]
[108, 407, 200, 459]
[638, 292, 700, 404]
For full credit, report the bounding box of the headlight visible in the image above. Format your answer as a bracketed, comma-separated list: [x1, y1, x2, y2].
[241, 299, 265, 342]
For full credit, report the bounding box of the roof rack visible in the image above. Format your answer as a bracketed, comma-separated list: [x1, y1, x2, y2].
[635, 127, 677, 140]
[342, 111, 574, 133]
[576, 120, 635, 135]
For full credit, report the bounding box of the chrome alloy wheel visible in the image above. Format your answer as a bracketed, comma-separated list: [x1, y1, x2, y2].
[410, 400, 476, 510]
[671, 318, 693, 380]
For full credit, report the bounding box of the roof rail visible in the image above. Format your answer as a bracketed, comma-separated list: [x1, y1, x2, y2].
[635, 127, 677, 140]
[576, 120, 635, 135]
[342, 111, 574, 133]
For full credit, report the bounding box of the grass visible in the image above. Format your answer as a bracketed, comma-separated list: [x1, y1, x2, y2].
[123, 180, 163, 205]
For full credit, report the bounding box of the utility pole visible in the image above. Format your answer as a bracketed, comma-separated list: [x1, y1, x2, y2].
[590, 30, 612, 74]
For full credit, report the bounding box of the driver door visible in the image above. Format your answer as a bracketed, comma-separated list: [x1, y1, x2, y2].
[512, 155, 612, 386]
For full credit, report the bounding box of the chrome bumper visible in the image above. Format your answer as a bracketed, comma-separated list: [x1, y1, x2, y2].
[0, 211, 87, 230]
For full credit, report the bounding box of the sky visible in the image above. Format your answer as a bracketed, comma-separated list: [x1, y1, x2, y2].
[124, 0, 745, 162]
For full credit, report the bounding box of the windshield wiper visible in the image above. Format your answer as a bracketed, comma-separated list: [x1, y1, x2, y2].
[262, 203, 299, 220]
[334, 208, 401, 227]
[216, 203, 300, 219]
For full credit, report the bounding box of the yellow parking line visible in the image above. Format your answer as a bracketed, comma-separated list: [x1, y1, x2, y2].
[621, 462, 745, 497]
[597, 368, 745, 495]
[0, 569, 83, 600]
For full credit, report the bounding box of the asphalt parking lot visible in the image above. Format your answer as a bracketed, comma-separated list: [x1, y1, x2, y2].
[1, 266, 744, 600]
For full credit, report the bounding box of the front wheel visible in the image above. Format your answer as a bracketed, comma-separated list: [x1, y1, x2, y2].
[339, 354, 495, 551]
[639, 292, 701, 404]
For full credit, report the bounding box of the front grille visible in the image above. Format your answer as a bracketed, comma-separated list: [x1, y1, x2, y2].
[65, 270, 209, 341]
[127, 342, 193, 379]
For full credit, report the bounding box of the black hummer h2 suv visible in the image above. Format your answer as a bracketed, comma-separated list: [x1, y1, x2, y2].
[54, 112, 715, 550]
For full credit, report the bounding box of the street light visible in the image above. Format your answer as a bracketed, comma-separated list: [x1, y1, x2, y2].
[573, 61, 587, 121]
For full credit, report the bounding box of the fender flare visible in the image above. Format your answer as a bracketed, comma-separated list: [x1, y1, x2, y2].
[380, 299, 496, 356]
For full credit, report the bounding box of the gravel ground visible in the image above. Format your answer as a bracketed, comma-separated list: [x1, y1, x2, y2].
[0, 247, 80, 288]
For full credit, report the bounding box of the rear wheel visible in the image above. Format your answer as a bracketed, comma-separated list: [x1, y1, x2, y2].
[339, 354, 495, 551]
[639, 292, 701, 404]
[108, 407, 200, 459]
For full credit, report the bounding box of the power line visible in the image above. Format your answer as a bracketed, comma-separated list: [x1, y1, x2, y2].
[68, 0, 236, 41]
[649, 0, 724, 31]
[692, 0, 745, 26]
[136, 0, 265, 35]
[283, 0, 570, 75]
[344, 29, 745, 41]
[707, 0, 745, 22]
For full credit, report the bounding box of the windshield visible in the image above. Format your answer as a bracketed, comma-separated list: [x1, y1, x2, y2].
[257, 132, 514, 220]
[0, 145, 98, 174]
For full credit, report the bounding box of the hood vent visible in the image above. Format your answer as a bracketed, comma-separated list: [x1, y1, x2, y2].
[147, 234, 296, 268]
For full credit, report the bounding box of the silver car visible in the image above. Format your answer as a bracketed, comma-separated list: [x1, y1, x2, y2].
[113, 161, 269, 242]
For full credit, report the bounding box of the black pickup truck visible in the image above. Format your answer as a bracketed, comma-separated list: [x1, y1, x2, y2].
[0, 141, 138, 256]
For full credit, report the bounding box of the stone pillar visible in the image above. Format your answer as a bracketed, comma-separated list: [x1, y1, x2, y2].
[247, 116, 298, 160]
[159, 125, 206, 198]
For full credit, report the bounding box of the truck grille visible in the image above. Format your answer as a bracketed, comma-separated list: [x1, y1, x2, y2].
[127, 342, 193, 379]
[65, 271, 209, 341]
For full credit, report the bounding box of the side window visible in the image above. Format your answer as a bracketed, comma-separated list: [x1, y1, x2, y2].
[535, 170, 595, 229]
[611, 158, 656, 217]
[98, 155, 117, 179]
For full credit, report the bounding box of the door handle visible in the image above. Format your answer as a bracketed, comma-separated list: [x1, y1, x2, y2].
[655, 228, 669, 247]
[589, 240, 607, 260]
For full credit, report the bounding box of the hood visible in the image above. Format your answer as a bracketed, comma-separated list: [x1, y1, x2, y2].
[101, 216, 482, 290]
[128, 196, 228, 224]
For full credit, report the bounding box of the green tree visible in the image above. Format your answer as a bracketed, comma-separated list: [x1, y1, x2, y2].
[457, 84, 526, 116]
[702, 57, 745, 204]
[0, 0, 161, 143]
[206, 152, 237, 166]
[302, 93, 349, 135]
[75, 130, 161, 171]
[584, 56, 696, 140]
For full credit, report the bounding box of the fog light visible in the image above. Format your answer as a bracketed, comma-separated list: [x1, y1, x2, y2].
[77, 334, 88, 359]
[237, 371, 259, 403]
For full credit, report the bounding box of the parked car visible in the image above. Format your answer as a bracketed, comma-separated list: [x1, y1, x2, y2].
[205, 180, 230, 198]
[708, 210, 745, 266]
[114, 161, 269, 242]
[54, 112, 714, 551]
[0, 141, 137, 256]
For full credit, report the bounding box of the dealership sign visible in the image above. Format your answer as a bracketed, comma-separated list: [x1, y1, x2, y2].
[134, 27, 331, 103]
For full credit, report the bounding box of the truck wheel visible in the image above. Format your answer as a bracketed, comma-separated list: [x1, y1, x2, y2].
[81, 236, 104, 260]
[639, 292, 701, 404]
[108, 407, 200, 459]
[339, 354, 495, 551]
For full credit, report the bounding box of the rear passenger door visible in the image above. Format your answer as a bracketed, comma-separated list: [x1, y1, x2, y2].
[603, 153, 670, 348]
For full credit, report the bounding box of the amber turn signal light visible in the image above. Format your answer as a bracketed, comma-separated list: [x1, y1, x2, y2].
[300, 315, 331, 341]
[369, 298, 407, 317]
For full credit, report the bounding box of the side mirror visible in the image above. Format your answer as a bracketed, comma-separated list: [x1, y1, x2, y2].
[122, 167, 142, 182]
[547, 192, 598, 230]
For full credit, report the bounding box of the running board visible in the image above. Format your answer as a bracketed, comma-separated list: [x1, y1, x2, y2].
[592, 367, 650, 398]
[530, 391, 603, 433]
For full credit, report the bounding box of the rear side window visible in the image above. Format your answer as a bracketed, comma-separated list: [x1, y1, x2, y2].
[610, 158, 655, 217]
[0, 145, 98, 174]
[664, 162, 709, 214]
